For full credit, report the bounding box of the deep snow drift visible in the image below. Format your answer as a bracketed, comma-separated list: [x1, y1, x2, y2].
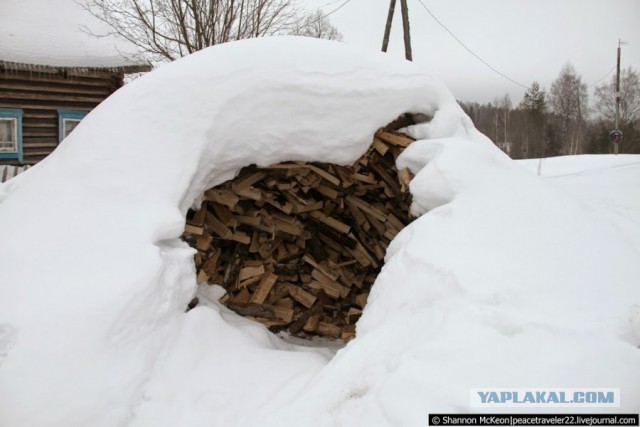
[0, 38, 639, 426]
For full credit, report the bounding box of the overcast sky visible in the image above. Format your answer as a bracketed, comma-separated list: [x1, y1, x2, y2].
[303, 0, 640, 105]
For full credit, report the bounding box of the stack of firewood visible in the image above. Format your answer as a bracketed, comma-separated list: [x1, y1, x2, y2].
[182, 129, 415, 341]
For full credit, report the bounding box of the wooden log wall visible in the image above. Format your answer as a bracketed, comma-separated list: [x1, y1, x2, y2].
[0, 68, 123, 165]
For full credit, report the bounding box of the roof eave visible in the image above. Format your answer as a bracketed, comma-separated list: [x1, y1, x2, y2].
[0, 60, 152, 74]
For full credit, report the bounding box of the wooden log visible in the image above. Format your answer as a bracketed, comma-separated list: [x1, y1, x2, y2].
[307, 164, 341, 186]
[249, 273, 278, 304]
[303, 255, 339, 281]
[231, 171, 266, 192]
[184, 224, 204, 235]
[205, 212, 232, 239]
[355, 293, 369, 309]
[372, 137, 389, 155]
[309, 210, 350, 234]
[201, 248, 221, 279]
[204, 189, 239, 209]
[238, 265, 265, 282]
[303, 313, 321, 332]
[227, 302, 275, 318]
[341, 324, 356, 341]
[375, 130, 414, 147]
[288, 290, 327, 335]
[287, 285, 317, 308]
[196, 234, 213, 251]
[188, 204, 208, 227]
[347, 307, 363, 324]
[317, 322, 341, 338]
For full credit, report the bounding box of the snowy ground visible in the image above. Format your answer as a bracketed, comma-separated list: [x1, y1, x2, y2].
[1, 38, 639, 427]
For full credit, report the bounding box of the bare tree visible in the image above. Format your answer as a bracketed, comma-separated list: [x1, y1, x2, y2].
[594, 67, 640, 125]
[85, 0, 337, 62]
[549, 64, 589, 154]
[290, 10, 343, 41]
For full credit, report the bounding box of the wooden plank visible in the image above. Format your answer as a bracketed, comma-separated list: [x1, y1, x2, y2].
[303, 313, 321, 332]
[375, 130, 414, 147]
[231, 171, 266, 192]
[307, 164, 340, 186]
[0, 72, 116, 87]
[302, 255, 339, 281]
[341, 324, 356, 341]
[289, 290, 327, 335]
[235, 186, 262, 201]
[317, 322, 341, 338]
[315, 184, 340, 199]
[227, 302, 275, 318]
[309, 210, 350, 234]
[272, 305, 294, 323]
[204, 189, 239, 209]
[249, 272, 278, 304]
[238, 265, 265, 282]
[351, 172, 377, 184]
[210, 203, 234, 226]
[355, 293, 369, 309]
[205, 212, 232, 239]
[187, 205, 207, 227]
[287, 285, 317, 308]
[184, 224, 204, 235]
[0, 90, 105, 103]
[238, 274, 263, 289]
[346, 195, 387, 222]
[347, 307, 363, 324]
[0, 81, 111, 96]
[272, 216, 303, 236]
[232, 288, 251, 304]
[201, 248, 221, 279]
[372, 137, 390, 155]
[231, 231, 251, 245]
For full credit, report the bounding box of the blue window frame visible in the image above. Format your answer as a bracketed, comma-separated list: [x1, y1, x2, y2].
[0, 109, 24, 163]
[58, 110, 87, 142]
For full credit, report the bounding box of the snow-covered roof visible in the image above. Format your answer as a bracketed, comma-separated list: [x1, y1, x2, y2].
[0, 0, 150, 72]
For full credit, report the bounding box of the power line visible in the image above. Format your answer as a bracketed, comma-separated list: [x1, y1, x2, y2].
[414, 0, 530, 90]
[300, 0, 354, 27]
[320, 0, 354, 19]
[314, 0, 348, 10]
[588, 65, 616, 88]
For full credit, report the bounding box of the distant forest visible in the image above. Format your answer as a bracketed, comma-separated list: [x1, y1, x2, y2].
[459, 64, 640, 158]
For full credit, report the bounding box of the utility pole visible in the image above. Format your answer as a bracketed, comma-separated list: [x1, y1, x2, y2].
[399, 0, 412, 61]
[609, 40, 628, 154]
[381, 0, 396, 53]
[381, 0, 412, 61]
[614, 39, 621, 154]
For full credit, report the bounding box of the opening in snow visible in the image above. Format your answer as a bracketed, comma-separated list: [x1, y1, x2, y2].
[182, 117, 418, 341]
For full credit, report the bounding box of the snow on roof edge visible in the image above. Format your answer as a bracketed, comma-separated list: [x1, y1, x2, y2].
[0, 59, 152, 74]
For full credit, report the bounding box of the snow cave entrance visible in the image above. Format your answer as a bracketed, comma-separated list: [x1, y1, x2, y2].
[182, 118, 417, 342]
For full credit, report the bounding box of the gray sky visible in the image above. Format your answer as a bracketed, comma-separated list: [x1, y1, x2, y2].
[303, 0, 640, 105]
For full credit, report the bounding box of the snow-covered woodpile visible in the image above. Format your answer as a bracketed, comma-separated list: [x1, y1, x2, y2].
[182, 128, 415, 341]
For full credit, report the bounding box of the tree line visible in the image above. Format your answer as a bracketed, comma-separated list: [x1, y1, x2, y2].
[460, 64, 640, 158]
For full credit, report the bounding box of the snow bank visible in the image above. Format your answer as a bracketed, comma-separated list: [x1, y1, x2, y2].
[0, 0, 143, 68]
[1, 37, 639, 427]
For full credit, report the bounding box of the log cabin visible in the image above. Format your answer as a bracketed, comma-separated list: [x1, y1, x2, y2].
[0, 0, 151, 167]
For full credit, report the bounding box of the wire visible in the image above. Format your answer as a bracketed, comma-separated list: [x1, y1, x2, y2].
[301, 0, 354, 25]
[414, 0, 530, 90]
[320, 0, 354, 19]
[588, 65, 616, 88]
[314, 0, 348, 10]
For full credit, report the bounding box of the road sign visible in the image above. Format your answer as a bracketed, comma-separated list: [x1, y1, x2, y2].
[610, 130, 623, 144]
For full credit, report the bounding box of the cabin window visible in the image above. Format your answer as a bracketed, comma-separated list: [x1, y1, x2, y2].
[58, 110, 87, 142]
[0, 109, 23, 163]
